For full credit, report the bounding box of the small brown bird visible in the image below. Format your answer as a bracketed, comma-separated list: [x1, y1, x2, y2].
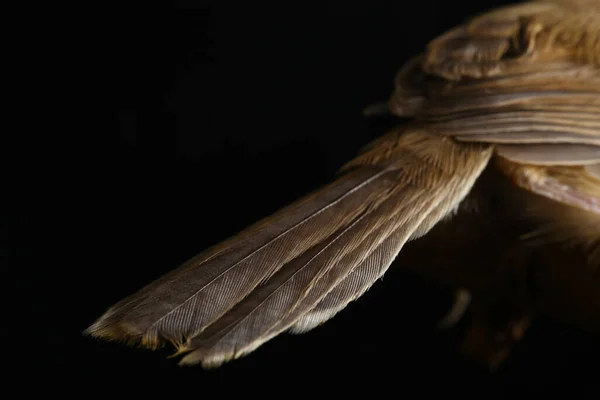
[86, 0, 600, 368]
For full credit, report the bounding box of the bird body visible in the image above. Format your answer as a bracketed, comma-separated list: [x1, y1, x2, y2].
[87, 0, 600, 368]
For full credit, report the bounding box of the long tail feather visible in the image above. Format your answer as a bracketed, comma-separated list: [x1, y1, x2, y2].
[174, 130, 491, 367]
[85, 165, 399, 347]
[86, 128, 491, 367]
[179, 185, 429, 367]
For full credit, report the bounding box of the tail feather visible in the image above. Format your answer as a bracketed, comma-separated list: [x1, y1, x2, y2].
[85, 166, 397, 347]
[86, 129, 493, 367]
[179, 184, 431, 367]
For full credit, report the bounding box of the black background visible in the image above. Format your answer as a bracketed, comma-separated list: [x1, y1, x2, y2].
[11, 0, 599, 396]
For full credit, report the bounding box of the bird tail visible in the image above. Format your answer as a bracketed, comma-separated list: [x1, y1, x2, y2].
[85, 128, 492, 368]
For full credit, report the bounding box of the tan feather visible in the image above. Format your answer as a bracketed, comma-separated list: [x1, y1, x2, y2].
[175, 131, 491, 367]
[496, 143, 600, 165]
[85, 166, 402, 348]
[456, 131, 600, 145]
[179, 187, 426, 367]
[86, 127, 491, 366]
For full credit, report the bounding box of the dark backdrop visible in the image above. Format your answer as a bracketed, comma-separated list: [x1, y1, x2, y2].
[12, 0, 599, 396]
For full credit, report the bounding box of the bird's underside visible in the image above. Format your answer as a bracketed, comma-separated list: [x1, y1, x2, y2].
[86, 0, 600, 369]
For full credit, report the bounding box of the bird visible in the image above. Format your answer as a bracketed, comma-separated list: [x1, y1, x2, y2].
[86, 0, 600, 369]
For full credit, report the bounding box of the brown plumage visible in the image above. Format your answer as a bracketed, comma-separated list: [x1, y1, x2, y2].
[86, 0, 600, 368]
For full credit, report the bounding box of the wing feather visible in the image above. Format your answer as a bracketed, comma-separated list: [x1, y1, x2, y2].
[497, 143, 600, 165]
